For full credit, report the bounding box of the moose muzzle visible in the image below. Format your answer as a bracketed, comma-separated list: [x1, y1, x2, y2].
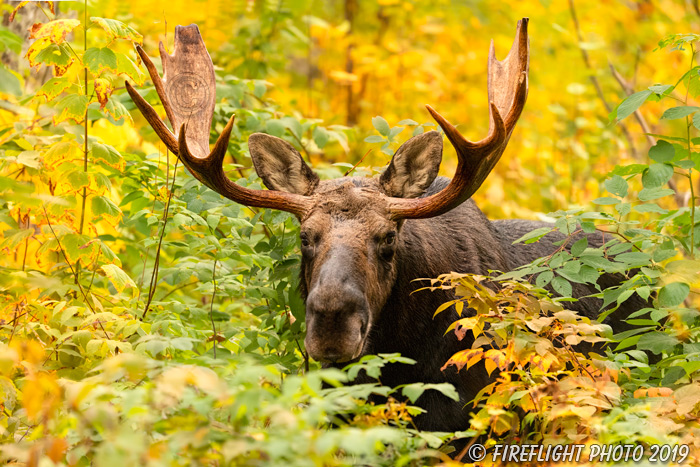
[304, 280, 369, 363]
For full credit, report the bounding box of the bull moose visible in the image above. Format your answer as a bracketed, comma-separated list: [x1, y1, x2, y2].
[126, 19, 644, 433]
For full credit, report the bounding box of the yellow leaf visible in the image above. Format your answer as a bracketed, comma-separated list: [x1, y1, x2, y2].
[484, 358, 497, 376]
[22, 372, 61, 421]
[35, 77, 75, 102]
[47, 437, 68, 463]
[90, 17, 143, 44]
[93, 78, 113, 110]
[53, 94, 89, 125]
[329, 70, 359, 85]
[10, 339, 44, 365]
[674, 383, 700, 416]
[29, 19, 81, 44]
[9, 1, 30, 22]
[101, 264, 137, 297]
[441, 348, 483, 372]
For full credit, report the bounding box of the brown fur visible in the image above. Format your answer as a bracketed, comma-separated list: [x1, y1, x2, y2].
[248, 133, 645, 433]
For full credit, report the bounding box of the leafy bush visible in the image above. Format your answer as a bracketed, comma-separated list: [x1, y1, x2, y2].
[1, 1, 699, 466]
[430, 32, 700, 463]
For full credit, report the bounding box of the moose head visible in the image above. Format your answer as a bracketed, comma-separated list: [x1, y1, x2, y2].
[126, 20, 529, 363]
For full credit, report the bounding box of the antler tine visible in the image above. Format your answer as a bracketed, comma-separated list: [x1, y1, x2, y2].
[125, 81, 179, 154]
[388, 18, 529, 220]
[136, 44, 177, 132]
[128, 24, 313, 217]
[178, 120, 312, 215]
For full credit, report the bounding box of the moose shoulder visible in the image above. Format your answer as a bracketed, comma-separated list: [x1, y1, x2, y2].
[127, 19, 644, 434]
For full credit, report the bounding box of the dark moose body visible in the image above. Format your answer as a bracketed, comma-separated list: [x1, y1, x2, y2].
[127, 19, 645, 435]
[307, 176, 644, 433]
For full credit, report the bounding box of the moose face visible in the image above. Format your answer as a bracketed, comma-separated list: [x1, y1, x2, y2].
[248, 131, 443, 362]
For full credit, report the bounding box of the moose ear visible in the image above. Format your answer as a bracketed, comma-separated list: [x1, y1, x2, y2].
[248, 133, 320, 195]
[379, 130, 443, 198]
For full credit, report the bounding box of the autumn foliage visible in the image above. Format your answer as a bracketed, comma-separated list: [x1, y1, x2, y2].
[1, 0, 700, 466]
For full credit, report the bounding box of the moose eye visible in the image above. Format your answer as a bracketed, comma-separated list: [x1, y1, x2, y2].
[300, 233, 311, 248]
[378, 231, 397, 262]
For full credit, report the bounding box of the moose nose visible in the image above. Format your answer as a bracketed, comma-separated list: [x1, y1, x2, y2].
[306, 283, 367, 317]
[304, 283, 369, 363]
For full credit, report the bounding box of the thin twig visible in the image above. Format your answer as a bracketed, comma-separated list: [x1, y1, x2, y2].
[568, 0, 637, 158]
[143, 159, 179, 319]
[209, 259, 218, 359]
[344, 149, 372, 176]
[286, 129, 311, 161]
[158, 280, 199, 301]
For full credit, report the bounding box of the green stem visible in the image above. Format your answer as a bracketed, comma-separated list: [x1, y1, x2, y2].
[687, 44, 696, 256]
[78, 0, 88, 236]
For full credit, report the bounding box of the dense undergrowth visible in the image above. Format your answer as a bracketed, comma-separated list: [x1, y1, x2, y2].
[1, 1, 699, 466]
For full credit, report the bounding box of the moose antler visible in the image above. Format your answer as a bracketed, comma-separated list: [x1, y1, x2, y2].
[125, 24, 312, 216]
[387, 18, 529, 220]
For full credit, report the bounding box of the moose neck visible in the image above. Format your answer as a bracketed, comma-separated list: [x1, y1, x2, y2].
[369, 177, 509, 362]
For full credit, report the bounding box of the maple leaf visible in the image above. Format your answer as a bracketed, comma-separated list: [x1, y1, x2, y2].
[28, 19, 81, 44]
[93, 78, 113, 109]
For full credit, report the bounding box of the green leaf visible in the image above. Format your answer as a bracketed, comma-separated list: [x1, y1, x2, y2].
[84, 47, 118, 76]
[253, 81, 266, 98]
[364, 135, 384, 143]
[615, 202, 631, 217]
[612, 164, 647, 176]
[92, 196, 121, 219]
[53, 94, 89, 124]
[279, 117, 302, 140]
[313, 126, 329, 149]
[649, 84, 674, 96]
[32, 42, 73, 68]
[642, 163, 674, 188]
[637, 332, 680, 354]
[265, 119, 285, 137]
[615, 90, 651, 121]
[693, 113, 700, 131]
[658, 282, 690, 307]
[402, 383, 459, 403]
[101, 264, 137, 296]
[633, 203, 668, 214]
[0, 66, 21, 96]
[638, 187, 675, 201]
[512, 227, 552, 244]
[389, 127, 404, 140]
[661, 105, 700, 120]
[90, 17, 142, 43]
[536, 270, 554, 287]
[16, 151, 41, 169]
[551, 276, 572, 297]
[35, 77, 74, 102]
[91, 143, 123, 168]
[61, 234, 96, 266]
[115, 52, 145, 85]
[372, 116, 390, 136]
[0, 28, 22, 54]
[593, 197, 620, 205]
[649, 140, 675, 163]
[615, 252, 651, 266]
[604, 175, 628, 197]
[397, 119, 419, 125]
[412, 126, 425, 136]
[571, 237, 588, 257]
[102, 98, 131, 122]
[636, 286, 651, 301]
